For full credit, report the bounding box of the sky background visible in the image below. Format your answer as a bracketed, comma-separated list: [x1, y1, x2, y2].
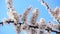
[0, 0, 60, 34]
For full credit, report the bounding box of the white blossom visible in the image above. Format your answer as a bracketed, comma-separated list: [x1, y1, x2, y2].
[30, 8, 39, 25]
[22, 6, 32, 24]
[39, 18, 46, 34]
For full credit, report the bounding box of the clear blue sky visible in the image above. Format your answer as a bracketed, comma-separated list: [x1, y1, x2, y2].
[0, 0, 60, 34]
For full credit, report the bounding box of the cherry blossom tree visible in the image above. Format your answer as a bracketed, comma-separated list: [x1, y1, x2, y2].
[0, 0, 60, 34]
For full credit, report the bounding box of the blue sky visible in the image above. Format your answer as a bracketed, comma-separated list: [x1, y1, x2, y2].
[0, 0, 60, 34]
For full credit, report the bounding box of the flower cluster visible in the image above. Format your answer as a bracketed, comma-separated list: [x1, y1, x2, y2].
[0, 0, 60, 34]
